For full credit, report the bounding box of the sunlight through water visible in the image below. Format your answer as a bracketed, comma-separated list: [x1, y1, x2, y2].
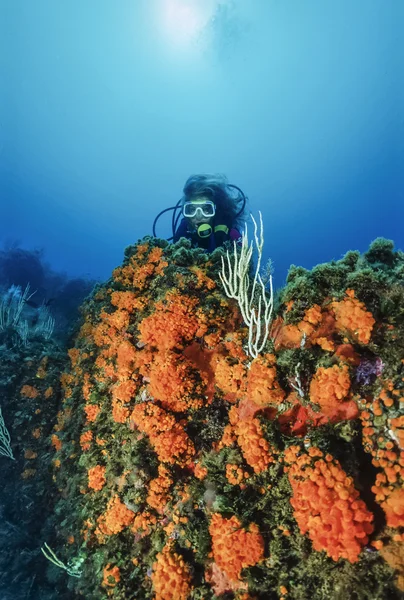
[156, 0, 215, 51]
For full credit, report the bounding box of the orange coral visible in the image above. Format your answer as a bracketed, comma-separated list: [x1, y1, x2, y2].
[20, 385, 39, 399]
[84, 404, 101, 423]
[113, 249, 168, 290]
[111, 383, 136, 423]
[229, 407, 275, 473]
[146, 464, 173, 513]
[60, 372, 73, 399]
[138, 290, 202, 351]
[226, 464, 249, 486]
[111, 379, 137, 405]
[382, 488, 404, 528]
[115, 340, 138, 378]
[209, 513, 264, 581]
[359, 383, 404, 529]
[80, 430, 93, 451]
[148, 352, 204, 412]
[216, 423, 237, 450]
[51, 239, 404, 596]
[82, 372, 92, 401]
[129, 403, 195, 466]
[132, 511, 157, 537]
[51, 434, 62, 452]
[97, 496, 135, 536]
[194, 463, 208, 480]
[284, 445, 374, 563]
[100, 308, 130, 332]
[334, 344, 361, 365]
[214, 354, 247, 401]
[309, 364, 358, 423]
[102, 563, 120, 587]
[151, 545, 192, 600]
[390, 415, 404, 450]
[68, 348, 80, 368]
[88, 465, 106, 491]
[247, 354, 285, 408]
[331, 289, 375, 344]
[110, 290, 146, 313]
[44, 386, 53, 398]
[272, 319, 303, 350]
[189, 265, 216, 290]
[272, 304, 330, 351]
[304, 304, 322, 325]
[54, 408, 72, 432]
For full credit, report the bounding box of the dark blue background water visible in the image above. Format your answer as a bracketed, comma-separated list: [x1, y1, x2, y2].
[1, 0, 403, 288]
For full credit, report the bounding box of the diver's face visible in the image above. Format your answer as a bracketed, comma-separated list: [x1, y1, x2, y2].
[187, 196, 215, 230]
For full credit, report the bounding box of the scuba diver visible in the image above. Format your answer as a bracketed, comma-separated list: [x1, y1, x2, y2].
[152, 174, 248, 252]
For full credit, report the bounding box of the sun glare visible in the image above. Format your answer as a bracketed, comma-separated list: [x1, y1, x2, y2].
[158, 0, 213, 48]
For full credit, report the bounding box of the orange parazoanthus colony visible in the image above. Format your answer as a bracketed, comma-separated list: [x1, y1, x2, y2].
[284, 445, 374, 563]
[309, 364, 358, 422]
[358, 381, 404, 531]
[209, 513, 265, 582]
[129, 402, 195, 466]
[96, 495, 135, 538]
[331, 289, 375, 344]
[151, 544, 192, 600]
[229, 406, 276, 473]
[47, 238, 404, 599]
[88, 465, 106, 491]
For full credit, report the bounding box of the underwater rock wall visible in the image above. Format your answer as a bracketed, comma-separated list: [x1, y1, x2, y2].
[0, 341, 75, 599]
[47, 237, 404, 599]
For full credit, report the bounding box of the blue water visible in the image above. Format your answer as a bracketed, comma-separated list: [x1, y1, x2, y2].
[0, 4, 403, 598]
[1, 0, 403, 290]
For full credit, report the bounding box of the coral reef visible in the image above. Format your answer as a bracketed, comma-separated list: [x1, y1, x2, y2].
[37, 237, 404, 598]
[0, 335, 75, 599]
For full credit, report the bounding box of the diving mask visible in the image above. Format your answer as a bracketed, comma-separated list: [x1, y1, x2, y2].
[183, 199, 216, 219]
